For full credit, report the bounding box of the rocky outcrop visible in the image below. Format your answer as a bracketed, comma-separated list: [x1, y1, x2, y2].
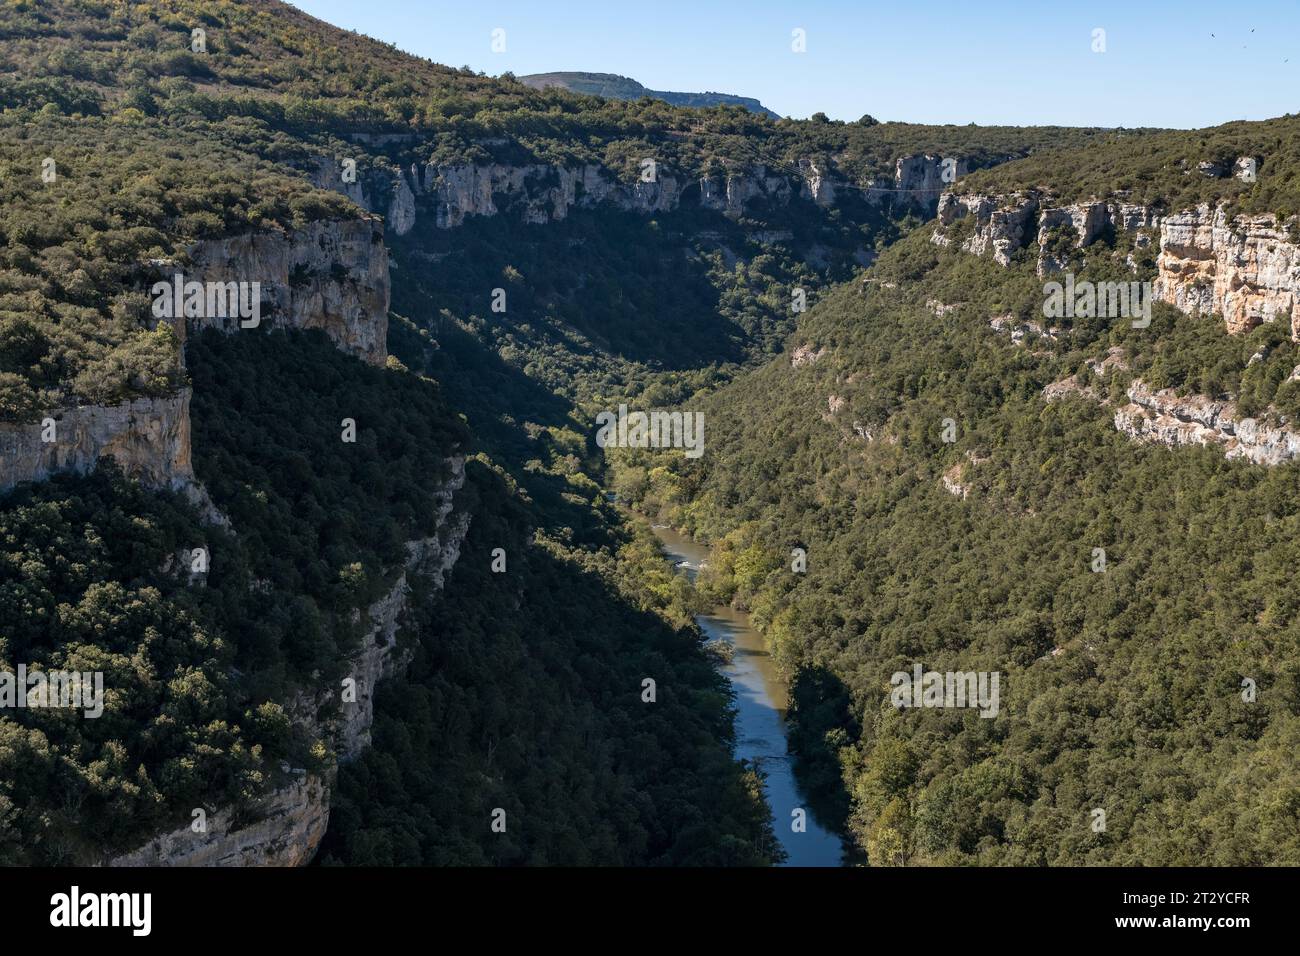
[789, 343, 826, 368]
[0, 389, 195, 494]
[989, 313, 1059, 346]
[1114, 380, 1300, 465]
[330, 458, 467, 759]
[1154, 204, 1300, 336]
[934, 190, 1165, 273]
[318, 159, 688, 231]
[797, 158, 836, 207]
[935, 188, 1300, 342]
[1041, 347, 1128, 404]
[1036, 202, 1109, 274]
[3, 215, 392, 517]
[886, 154, 970, 209]
[181, 219, 389, 365]
[934, 192, 1040, 266]
[940, 451, 988, 498]
[108, 772, 328, 868]
[941, 461, 971, 498]
[700, 166, 791, 217]
[107, 457, 470, 866]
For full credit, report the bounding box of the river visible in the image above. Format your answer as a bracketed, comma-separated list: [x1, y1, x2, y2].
[651, 524, 845, 867]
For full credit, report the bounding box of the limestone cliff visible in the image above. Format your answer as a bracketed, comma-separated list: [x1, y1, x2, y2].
[932, 188, 1300, 343]
[1114, 380, 1300, 466]
[107, 773, 329, 868]
[1154, 204, 1300, 335]
[0, 389, 193, 494]
[315, 152, 988, 237]
[933, 190, 1163, 272]
[2, 216, 392, 510]
[106, 457, 470, 867]
[934, 192, 1040, 266]
[182, 218, 390, 365]
[935, 187, 1300, 464]
[322, 457, 468, 761]
[885, 154, 971, 210]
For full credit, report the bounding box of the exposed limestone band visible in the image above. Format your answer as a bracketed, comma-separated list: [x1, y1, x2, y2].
[1114, 380, 1300, 466]
[0, 390, 194, 495]
[934, 189, 1300, 340]
[313, 153, 986, 237]
[152, 274, 261, 328]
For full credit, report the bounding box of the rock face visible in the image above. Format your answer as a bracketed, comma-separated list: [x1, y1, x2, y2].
[1154, 204, 1300, 336]
[789, 343, 826, 368]
[107, 773, 329, 868]
[329, 458, 468, 760]
[2, 215, 392, 512]
[317, 152, 994, 237]
[1041, 347, 1127, 404]
[934, 191, 1167, 273]
[934, 188, 1300, 342]
[989, 313, 1058, 346]
[935, 192, 1040, 266]
[888, 154, 969, 210]
[700, 166, 791, 217]
[938, 187, 1300, 464]
[941, 461, 971, 498]
[1036, 202, 1109, 274]
[1114, 380, 1300, 465]
[107, 457, 470, 866]
[0, 390, 194, 494]
[183, 219, 389, 365]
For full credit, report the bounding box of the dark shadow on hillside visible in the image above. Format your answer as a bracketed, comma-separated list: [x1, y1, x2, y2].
[786, 663, 862, 862]
[388, 311, 612, 548]
[316, 458, 782, 866]
[393, 207, 749, 371]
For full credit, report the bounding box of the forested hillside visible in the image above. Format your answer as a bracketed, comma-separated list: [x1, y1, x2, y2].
[954, 113, 1300, 220]
[613, 169, 1300, 862]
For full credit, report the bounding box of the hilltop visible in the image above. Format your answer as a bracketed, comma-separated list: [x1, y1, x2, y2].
[518, 71, 781, 119]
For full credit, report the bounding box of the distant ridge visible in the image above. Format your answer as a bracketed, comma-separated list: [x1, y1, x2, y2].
[517, 71, 781, 119]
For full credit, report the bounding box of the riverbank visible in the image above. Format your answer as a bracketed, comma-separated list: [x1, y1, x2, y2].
[650, 523, 845, 867]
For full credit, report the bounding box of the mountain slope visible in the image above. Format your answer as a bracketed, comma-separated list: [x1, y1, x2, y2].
[612, 112, 1300, 864]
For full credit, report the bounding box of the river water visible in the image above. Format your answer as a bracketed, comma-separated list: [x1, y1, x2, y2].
[651, 524, 845, 867]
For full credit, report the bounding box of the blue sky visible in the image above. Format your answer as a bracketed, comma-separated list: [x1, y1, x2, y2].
[288, 1, 1298, 128]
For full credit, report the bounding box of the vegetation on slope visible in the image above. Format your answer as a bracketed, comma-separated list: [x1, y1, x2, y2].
[0, 328, 465, 863]
[613, 226, 1300, 865]
[0, 112, 355, 420]
[955, 114, 1300, 221]
[321, 458, 780, 865]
